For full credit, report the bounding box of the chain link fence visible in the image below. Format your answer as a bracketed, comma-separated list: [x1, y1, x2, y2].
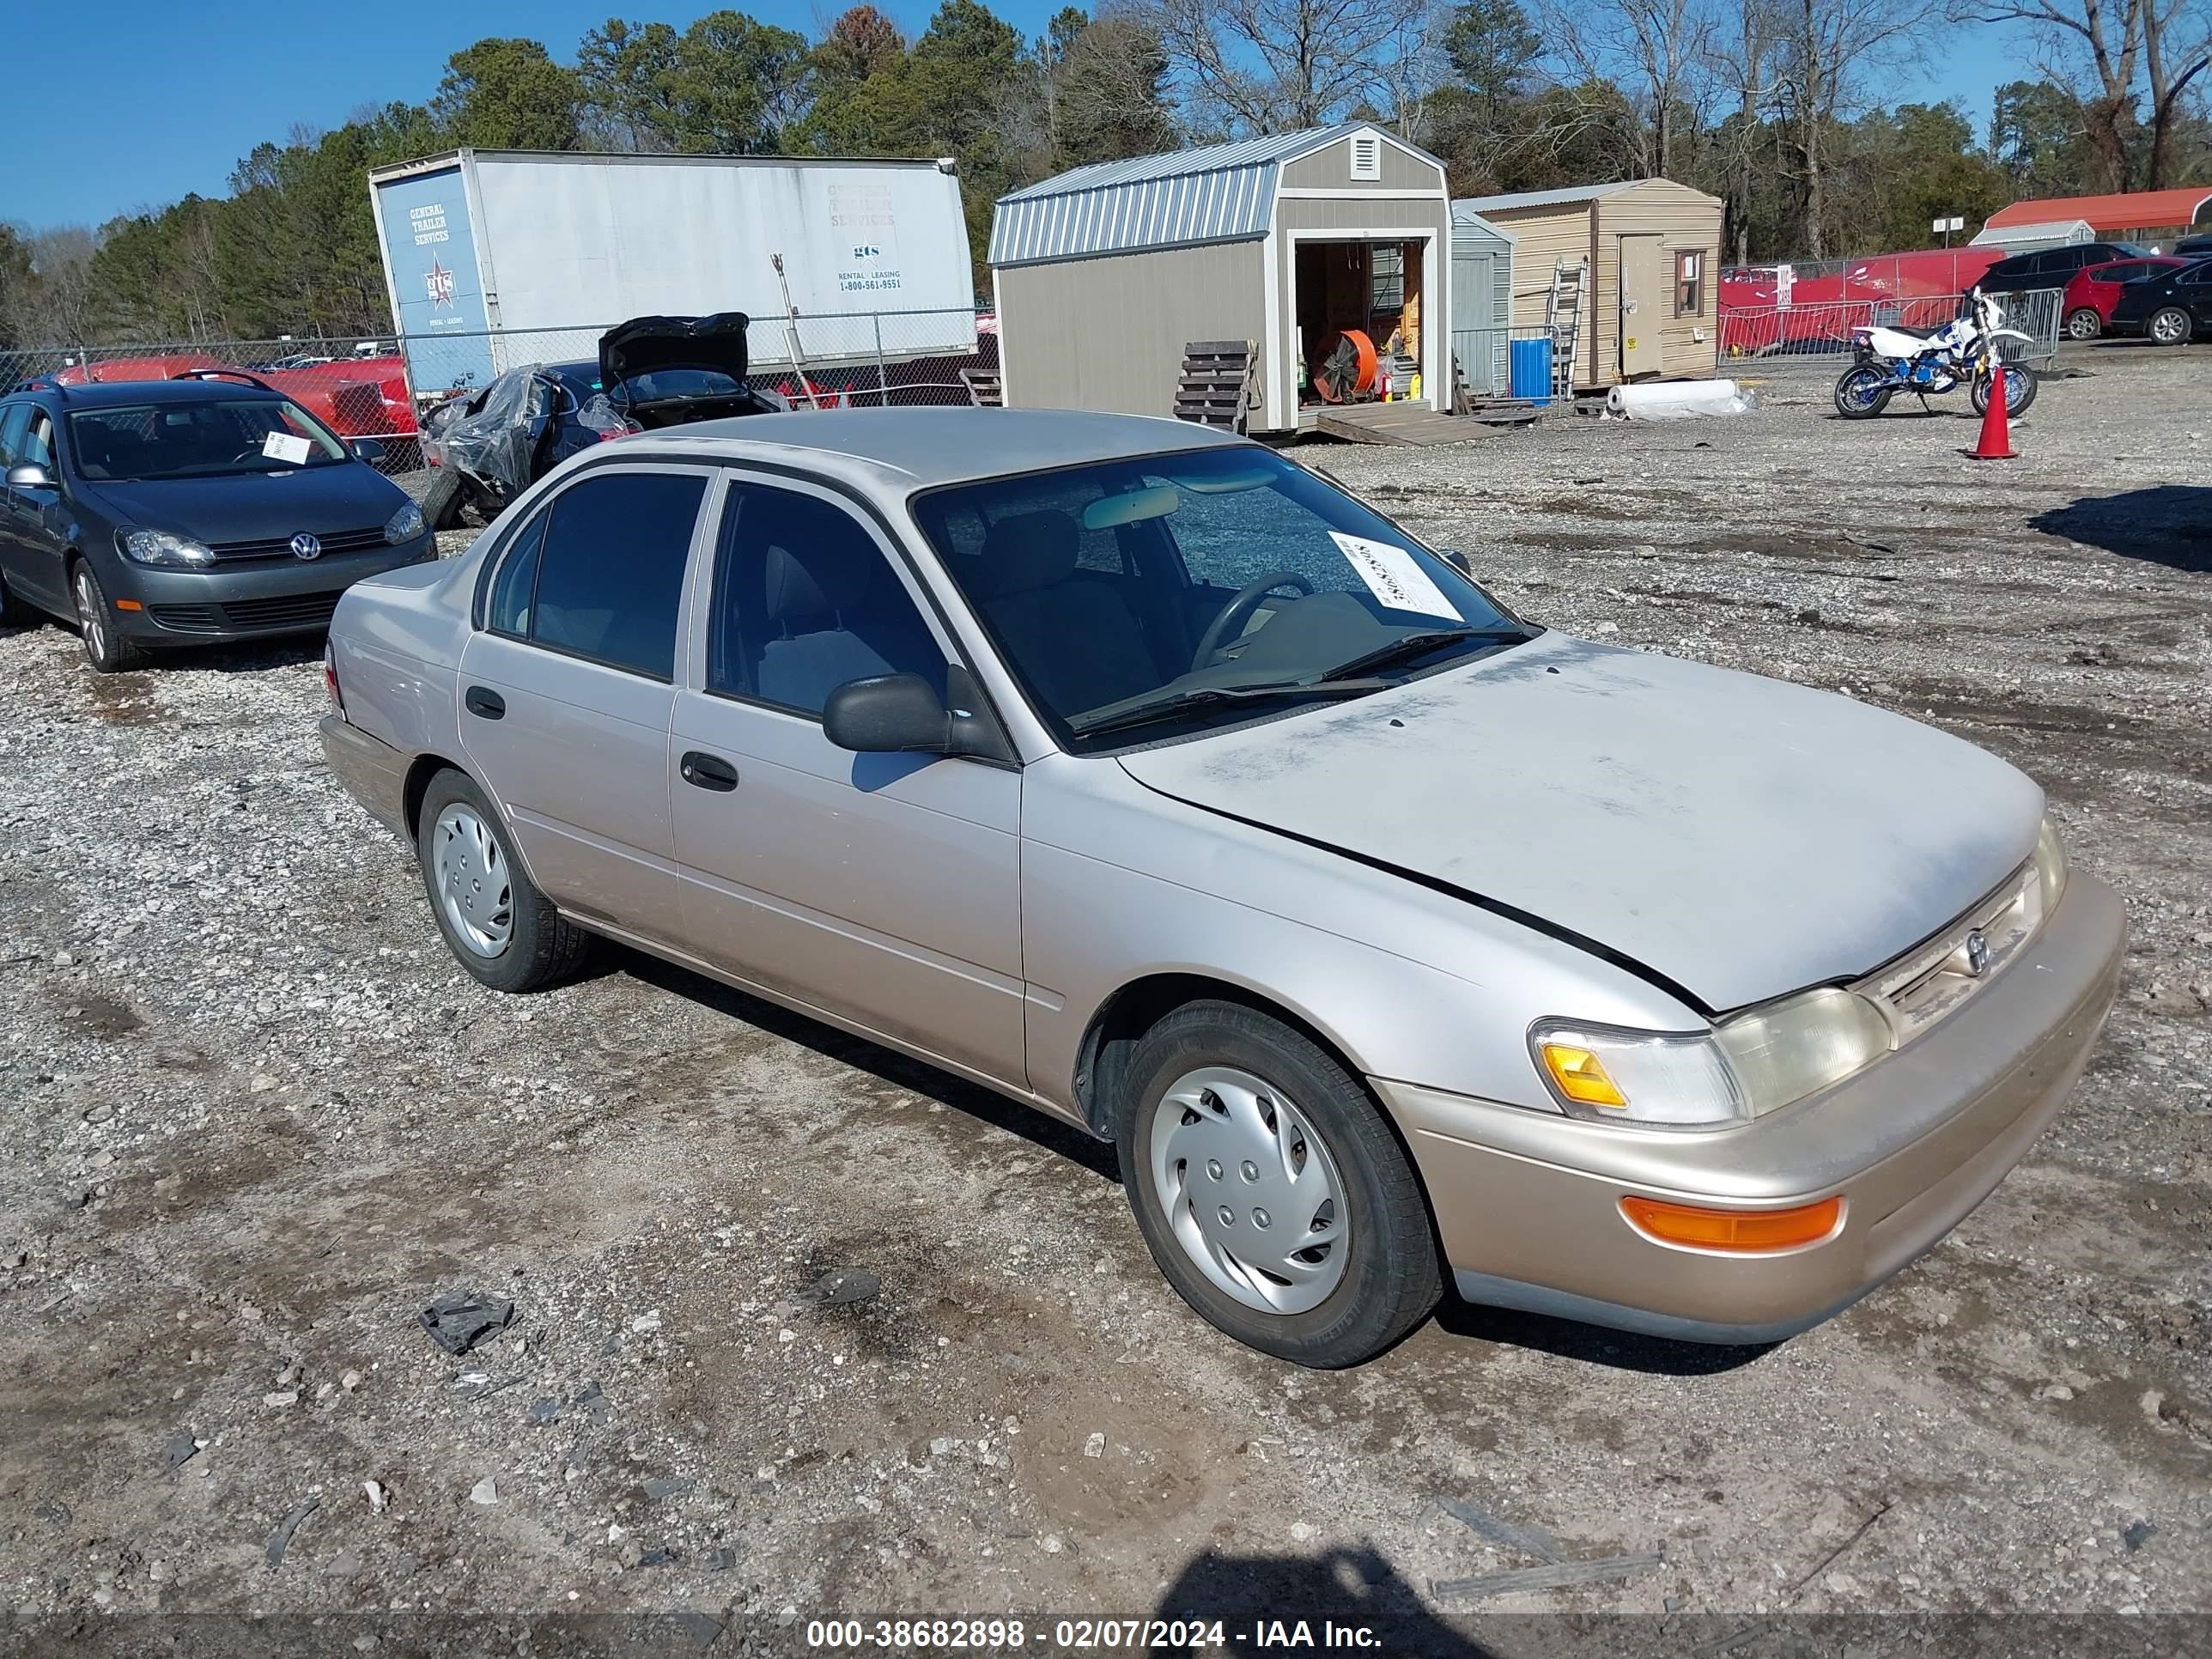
[1718, 289, 2063, 374]
[2, 308, 997, 482]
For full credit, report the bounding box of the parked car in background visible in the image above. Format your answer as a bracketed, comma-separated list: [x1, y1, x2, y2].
[0, 374, 433, 671]
[2061, 257, 2191, 337]
[1978, 242, 2148, 295]
[319, 407, 2123, 1368]
[2107, 258, 2212, 344]
[418, 313, 779, 528]
[2171, 234, 2212, 258]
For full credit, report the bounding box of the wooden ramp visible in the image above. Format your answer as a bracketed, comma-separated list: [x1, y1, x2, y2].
[1313, 402, 1499, 446]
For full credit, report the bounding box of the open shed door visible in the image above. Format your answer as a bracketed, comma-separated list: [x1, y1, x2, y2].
[1619, 235, 1665, 378]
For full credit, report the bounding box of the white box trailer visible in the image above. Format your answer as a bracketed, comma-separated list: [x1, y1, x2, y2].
[368, 149, 975, 394]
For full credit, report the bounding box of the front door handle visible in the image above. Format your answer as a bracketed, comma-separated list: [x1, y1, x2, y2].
[680, 750, 738, 792]
[465, 685, 506, 720]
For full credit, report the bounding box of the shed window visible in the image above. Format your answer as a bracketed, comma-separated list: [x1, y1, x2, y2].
[1675, 249, 1705, 316]
[1349, 135, 1381, 181]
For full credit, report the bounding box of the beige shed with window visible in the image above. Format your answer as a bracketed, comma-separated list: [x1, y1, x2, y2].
[1457, 179, 1723, 389]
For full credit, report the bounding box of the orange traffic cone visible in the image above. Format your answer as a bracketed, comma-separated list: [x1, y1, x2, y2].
[1970, 361, 2014, 460]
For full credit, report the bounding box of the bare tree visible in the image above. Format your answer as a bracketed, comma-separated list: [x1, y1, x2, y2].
[1706, 0, 1786, 258]
[1771, 0, 1939, 256]
[1960, 0, 2145, 188]
[1545, 0, 1717, 177]
[2141, 0, 2212, 185]
[1139, 0, 1437, 132]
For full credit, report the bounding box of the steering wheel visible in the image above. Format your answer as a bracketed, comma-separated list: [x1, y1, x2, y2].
[1189, 570, 1315, 672]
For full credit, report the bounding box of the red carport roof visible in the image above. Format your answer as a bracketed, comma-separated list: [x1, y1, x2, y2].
[1985, 186, 2212, 232]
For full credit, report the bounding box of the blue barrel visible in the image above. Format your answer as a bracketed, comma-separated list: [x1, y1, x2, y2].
[1508, 337, 1553, 404]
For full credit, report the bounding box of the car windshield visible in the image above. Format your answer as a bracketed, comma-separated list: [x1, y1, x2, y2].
[69, 398, 349, 481]
[911, 445, 1530, 750]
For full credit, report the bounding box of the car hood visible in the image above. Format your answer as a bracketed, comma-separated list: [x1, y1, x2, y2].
[599, 313, 750, 389]
[85, 464, 406, 540]
[1115, 633, 2045, 1013]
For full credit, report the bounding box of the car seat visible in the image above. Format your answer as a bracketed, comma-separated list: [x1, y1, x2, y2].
[972, 510, 1160, 719]
[750, 500, 942, 712]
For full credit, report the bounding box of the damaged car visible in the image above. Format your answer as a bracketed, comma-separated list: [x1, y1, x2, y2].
[320, 409, 2125, 1368]
[419, 313, 781, 528]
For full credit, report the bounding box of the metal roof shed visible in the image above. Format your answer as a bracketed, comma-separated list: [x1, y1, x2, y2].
[1449, 205, 1516, 395]
[1458, 178, 1723, 388]
[1967, 218, 2093, 252]
[988, 124, 1453, 433]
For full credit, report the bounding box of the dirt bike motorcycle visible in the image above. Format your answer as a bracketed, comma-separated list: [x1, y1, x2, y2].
[1833, 289, 2039, 420]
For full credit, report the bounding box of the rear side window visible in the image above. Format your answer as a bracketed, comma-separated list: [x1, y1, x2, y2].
[493, 470, 706, 679]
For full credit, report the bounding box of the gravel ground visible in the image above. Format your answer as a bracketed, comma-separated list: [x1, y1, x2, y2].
[1, 344, 2207, 1657]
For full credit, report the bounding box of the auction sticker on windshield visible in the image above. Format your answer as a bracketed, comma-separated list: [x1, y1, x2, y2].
[261, 430, 313, 465]
[1329, 532, 1462, 621]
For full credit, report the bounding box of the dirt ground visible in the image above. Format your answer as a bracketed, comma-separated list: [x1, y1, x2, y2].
[1, 343, 2208, 1659]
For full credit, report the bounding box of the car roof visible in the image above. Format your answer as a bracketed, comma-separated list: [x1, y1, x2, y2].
[641, 407, 1247, 490]
[27, 377, 289, 409]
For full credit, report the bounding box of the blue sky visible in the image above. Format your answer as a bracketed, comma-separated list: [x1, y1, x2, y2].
[4, 0, 2026, 231]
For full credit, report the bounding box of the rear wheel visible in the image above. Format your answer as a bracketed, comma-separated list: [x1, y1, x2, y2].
[1972, 362, 2038, 418]
[2065, 307, 2102, 341]
[70, 561, 149, 673]
[2149, 306, 2193, 346]
[1832, 366, 1893, 419]
[1117, 1000, 1442, 1367]
[415, 769, 590, 993]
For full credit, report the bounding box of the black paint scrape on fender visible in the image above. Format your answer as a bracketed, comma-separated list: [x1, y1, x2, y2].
[1144, 787, 1718, 1020]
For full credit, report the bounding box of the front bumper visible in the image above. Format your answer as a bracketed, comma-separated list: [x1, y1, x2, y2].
[1380, 873, 2126, 1344]
[113, 534, 436, 642]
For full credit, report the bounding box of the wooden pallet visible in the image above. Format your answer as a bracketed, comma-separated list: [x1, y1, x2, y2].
[1463, 396, 1542, 426]
[1312, 401, 1499, 446]
[959, 367, 1003, 407]
[1174, 339, 1256, 431]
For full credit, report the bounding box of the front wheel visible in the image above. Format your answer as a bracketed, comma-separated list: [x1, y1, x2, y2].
[415, 769, 591, 993]
[70, 561, 149, 673]
[1972, 362, 2038, 418]
[2149, 307, 2193, 346]
[1833, 366, 1893, 419]
[2065, 307, 2102, 341]
[1117, 1000, 1442, 1367]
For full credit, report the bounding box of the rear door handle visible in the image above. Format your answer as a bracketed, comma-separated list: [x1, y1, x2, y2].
[465, 685, 505, 720]
[680, 750, 738, 792]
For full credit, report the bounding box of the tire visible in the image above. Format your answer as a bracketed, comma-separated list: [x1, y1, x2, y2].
[1117, 1000, 1442, 1367]
[420, 466, 466, 531]
[2065, 307, 2102, 341]
[2149, 307, 2192, 346]
[1832, 366, 1893, 419]
[415, 768, 590, 993]
[70, 560, 149, 673]
[1972, 362, 2038, 418]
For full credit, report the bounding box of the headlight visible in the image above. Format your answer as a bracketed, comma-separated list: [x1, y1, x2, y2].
[384, 500, 427, 544]
[118, 528, 215, 568]
[2033, 814, 2068, 918]
[1533, 988, 1893, 1130]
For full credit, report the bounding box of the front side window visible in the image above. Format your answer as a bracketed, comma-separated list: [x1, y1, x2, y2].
[1674, 249, 1705, 315]
[67, 398, 346, 481]
[21, 410, 55, 469]
[708, 481, 945, 716]
[493, 469, 705, 679]
[911, 446, 1528, 750]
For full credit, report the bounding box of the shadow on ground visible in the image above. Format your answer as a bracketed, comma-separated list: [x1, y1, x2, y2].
[1157, 1545, 1495, 1656]
[2029, 484, 2212, 573]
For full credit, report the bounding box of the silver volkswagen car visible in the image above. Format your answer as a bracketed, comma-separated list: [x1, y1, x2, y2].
[320, 410, 2124, 1367]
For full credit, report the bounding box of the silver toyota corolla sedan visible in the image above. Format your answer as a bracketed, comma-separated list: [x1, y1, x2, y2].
[320, 409, 2124, 1367]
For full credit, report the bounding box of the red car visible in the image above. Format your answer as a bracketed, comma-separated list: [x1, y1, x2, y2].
[2062, 257, 2191, 339]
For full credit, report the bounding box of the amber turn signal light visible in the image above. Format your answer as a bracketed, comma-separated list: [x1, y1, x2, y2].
[1619, 1194, 1843, 1252]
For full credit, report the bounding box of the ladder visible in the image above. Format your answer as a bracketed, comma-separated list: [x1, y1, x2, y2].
[1544, 258, 1588, 398]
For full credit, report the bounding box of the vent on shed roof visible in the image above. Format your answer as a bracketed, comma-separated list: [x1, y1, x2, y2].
[1349, 134, 1381, 180]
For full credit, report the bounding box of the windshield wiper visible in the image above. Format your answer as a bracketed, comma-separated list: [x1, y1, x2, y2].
[1069, 678, 1389, 739]
[1317, 627, 1526, 683]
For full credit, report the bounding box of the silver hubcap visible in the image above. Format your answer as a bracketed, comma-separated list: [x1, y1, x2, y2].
[1148, 1066, 1348, 1316]
[432, 804, 514, 958]
[2154, 312, 2184, 343]
[75, 571, 104, 659]
[2069, 312, 2096, 339]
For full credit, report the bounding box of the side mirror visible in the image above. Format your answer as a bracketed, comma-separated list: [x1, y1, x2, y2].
[349, 437, 387, 466]
[1439, 548, 1473, 575]
[5, 462, 53, 490]
[823, 672, 1007, 760]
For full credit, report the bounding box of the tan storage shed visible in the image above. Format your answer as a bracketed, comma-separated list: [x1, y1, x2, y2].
[1457, 179, 1723, 389]
[988, 125, 1454, 434]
